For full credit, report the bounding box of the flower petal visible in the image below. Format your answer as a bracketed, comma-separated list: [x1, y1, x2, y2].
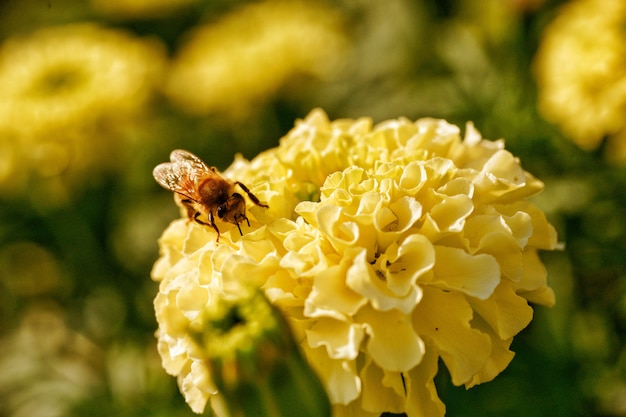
[301, 345, 360, 405]
[380, 234, 434, 296]
[305, 251, 367, 319]
[464, 317, 515, 388]
[306, 317, 365, 360]
[464, 215, 524, 281]
[347, 248, 421, 314]
[404, 346, 446, 417]
[429, 246, 500, 300]
[358, 305, 425, 373]
[468, 281, 534, 340]
[360, 359, 405, 414]
[412, 287, 491, 385]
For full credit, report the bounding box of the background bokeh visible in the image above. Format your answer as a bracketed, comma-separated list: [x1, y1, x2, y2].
[1, 0, 625, 416]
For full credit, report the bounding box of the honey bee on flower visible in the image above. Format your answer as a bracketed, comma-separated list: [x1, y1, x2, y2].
[153, 149, 268, 241]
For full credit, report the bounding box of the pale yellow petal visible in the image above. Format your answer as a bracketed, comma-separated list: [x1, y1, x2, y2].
[304, 251, 367, 319]
[519, 287, 556, 307]
[412, 287, 491, 385]
[430, 246, 500, 300]
[306, 318, 365, 360]
[346, 248, 420, 314]
[429, 194, 475, 233]
[380, 234, 434, 296]
[176, 284, 209, 318]
[464, 317, 515, 388]
[374, 196, 423, 250]
[317, 205, 378, 260]
[497, 201, 559, 250]
[156, 334, 191, 376]
[359, 359, 405, 414]
[357, 306, 425, 373]
[301, 345, 360, 405]
[180, 361, 213, 413]
[397, 161, 428, 194]
[404, 346, 446, 417]
[154, 290, 190, 338]
[464, 215, 524, 281]
[468, 281, 534, 340]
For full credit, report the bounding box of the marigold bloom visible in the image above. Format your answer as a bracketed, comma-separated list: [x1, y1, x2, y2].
[0, 24, 165, 194]
[152, 109, 558, 416]
[533, 0, 626, 153]
[163, 1, 346, 116]
[0, 23, 164, 135]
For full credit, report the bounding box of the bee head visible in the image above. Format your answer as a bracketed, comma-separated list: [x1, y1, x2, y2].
[218, 193, 247, 224]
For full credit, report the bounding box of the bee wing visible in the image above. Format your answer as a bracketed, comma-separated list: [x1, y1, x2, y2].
[170, 149, 212, 177]
[153, 149, 218, 200]
[152, 161, 193, 197]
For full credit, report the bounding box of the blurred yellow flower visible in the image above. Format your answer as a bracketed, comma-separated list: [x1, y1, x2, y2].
[0, 24, 165, 197]
[0, 23, 164, 135]
[152, 109, 558, 416]
[534, 0, 626, 153]
[164, 0, 346, 116]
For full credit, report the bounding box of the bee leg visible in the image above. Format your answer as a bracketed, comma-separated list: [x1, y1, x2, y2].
[194, 211, 221, 242]
[235, 182, 269, 208]
[192, 210, 209, 225]
[181, 199, 198, 222]
[235, 221, 243, 236]
[207, 211, 221, 242]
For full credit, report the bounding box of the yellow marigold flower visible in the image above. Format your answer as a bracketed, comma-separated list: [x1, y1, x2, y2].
[163, 1, 346, 116]
[152, 109, 558, 416]
[534, 0, 626, 151]
[0, 23, 165, 135]
[0, 24, 165, 195]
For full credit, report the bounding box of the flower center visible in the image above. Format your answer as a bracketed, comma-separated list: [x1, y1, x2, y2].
[30, 66, 85, 97]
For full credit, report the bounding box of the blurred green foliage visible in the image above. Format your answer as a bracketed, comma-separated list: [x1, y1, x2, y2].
[0, 0, 625, 416]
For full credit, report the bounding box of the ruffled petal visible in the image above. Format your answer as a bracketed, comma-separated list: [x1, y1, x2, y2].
[412, 287, 491, 385]
[357, 305, 425, 372]
[359, 358, 405, 414]
[429, 246, 501, 300]
[404, 346, 446, 417]
[301, 345, 361, 405]
[464, 317, 515, 388]
[305, 250, 367, 319]
[306, 318, 365, 360]
[468, 281, 534, 340]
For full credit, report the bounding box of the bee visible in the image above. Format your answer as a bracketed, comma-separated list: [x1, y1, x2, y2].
[153, 149, 268, 242]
